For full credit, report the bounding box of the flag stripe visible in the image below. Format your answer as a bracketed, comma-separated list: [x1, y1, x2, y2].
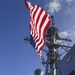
[36, 8, 43, 28]
[35, 11, 45, 41]
[34, 7, 41, 27]
[35, 12, 48, 48]
[31, 5, 37, 18]
[33, 6, 39, 20]
[34, 9, 43, 40]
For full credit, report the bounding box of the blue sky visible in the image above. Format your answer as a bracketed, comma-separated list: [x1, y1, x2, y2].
[0, 0, 75, 75]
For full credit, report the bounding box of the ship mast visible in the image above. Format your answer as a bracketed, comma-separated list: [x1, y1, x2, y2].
[44, 16, 58, 75]
[42, 16, 72, 75]
[24, 16, 72, 75]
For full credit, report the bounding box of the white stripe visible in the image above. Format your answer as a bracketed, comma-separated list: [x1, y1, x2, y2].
[36, 39, 44, 52]
[34, 7, 41, 26]
[30, 5, 37, 38]
[35, 11, 45, 42]
[34, 32, 38, 40]
[34, 31, 38, 40]
[31, 5, 37, 17]
[41, 16, 49, 38]
[27, 1, 33, 10]
[34, 7, 41, 39]
[36, 16, 49, 49]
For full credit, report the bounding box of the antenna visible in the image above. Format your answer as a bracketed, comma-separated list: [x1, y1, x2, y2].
[51, 16, 55, 26]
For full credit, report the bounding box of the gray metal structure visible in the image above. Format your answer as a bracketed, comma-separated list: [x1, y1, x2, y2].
[24, 16, 72, 75]
[41, 16, 72, 75]
[57, 44, 75, 75]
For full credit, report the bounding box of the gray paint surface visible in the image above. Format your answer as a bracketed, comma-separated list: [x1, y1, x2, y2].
[57, 44, 75, 75]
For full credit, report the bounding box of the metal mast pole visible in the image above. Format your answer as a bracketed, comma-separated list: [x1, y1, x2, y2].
[45, 16, 59, 75]
[49, 16, 56, 75]
[48, 16, 56, 75]
[49, 27, 56, 75]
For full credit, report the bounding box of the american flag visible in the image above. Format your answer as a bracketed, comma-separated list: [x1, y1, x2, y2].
[25, 0, 51, 59]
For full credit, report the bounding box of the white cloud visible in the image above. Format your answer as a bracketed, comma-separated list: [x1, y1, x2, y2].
[45, 0, 75, 45]
[59, 31, 68, 38]
[44, 0, 75, 59]
[45, 0, 61, 14]
[66, 0, 74, 4]
[65, 4, 75, 15]
[65, 8, 71, 15]
[45, 0, 75, 14]
[59, 24, 75, 46]
[64, 0, 75, 15]
[67, 25, 75, 39]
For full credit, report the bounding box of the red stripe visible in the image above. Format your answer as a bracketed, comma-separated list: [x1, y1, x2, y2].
[36, 8, 43, 28]
[31, 6, 39, 38]
[35, 13, 50, 51]
[43, 17, 50, 37]
[39, 41, 45, 51]
[33, 27, 36, 38]
[32, 7, 43, 39]
[30, 5, 35, 14]
[34, 9, 44, 44]
[39, 12, 48, 36]
[38, 51, 42, 59]
[36, 39, 45, 52]
[35, 12, 47, 46]
[25, 1, 30, 10]
[33, 6, 39, 21]
[35, 36, 40, 42]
